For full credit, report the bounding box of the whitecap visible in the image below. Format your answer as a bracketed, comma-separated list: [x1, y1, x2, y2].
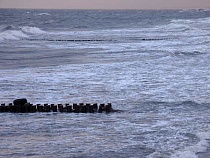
[0, 26, 45, 42]
[20, 26, 45, 34]
[37, 13, 51, 16]
[0, 30, 28, 41]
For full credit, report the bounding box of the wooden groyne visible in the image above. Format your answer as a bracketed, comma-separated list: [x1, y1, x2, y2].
[21, 37, 177, 42]
[0, 99, 114, 113]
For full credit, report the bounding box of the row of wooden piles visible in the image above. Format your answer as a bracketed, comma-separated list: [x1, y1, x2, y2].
[0, 102, 113, 113]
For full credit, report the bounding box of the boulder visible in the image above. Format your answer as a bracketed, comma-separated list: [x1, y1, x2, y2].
[13, 98, 28, 106]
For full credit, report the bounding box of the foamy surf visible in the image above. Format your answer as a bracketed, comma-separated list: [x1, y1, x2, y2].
[170, 132, 210, 158]
[1, 9, 210, 158]
[20, 26, 45, 34]
[0, 26, 45, 42]
[0, 30, 28, 41]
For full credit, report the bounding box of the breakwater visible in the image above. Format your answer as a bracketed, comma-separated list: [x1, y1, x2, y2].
[0, 99, 114, 113]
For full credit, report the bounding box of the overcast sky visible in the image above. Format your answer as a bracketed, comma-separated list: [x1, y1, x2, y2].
[0, 0, 210, 10]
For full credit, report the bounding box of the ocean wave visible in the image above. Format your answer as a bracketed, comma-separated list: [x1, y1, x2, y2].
[37, 13, 51, 16]
[0, 25, 19, 32]
[170, 17, 210, 27]
[155, 20, 191, 33]
[0, 30, 28, 41]
[151, 17, 210, 39]
[20, 26, 45, 34]
[0, 25, 45, 42]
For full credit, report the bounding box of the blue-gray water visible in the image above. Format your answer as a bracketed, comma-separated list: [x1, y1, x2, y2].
[0, 9, 210, 158]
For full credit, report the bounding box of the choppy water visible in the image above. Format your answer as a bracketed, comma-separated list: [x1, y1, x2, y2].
[0, 9, 210, 158]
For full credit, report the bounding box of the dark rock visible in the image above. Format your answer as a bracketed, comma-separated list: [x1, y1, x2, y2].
[13, 98, 28, 106]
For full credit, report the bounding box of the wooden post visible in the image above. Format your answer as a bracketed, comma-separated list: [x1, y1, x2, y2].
[74, 104, 79, 113]
[81, 105, 87, 113]
[86, 103, 90, 113]
[50, 104, 54, 110]
[0, 103, 5, 112]
[89, 105, 94, 113]
[98, 104, 104, 113]
[4, 104, 10, 112]
[105, 104, 111, 113]
[37, 104, 43, 112]
[37, 104, 40, 112]
[93, 103, 98, 110]
[30, 104, 37, 113]
[79, 103, 84, 112]
[66, 104, 72, 113]
[58, 104, 63, 112]
[0, 104, 2, 112]
[107, 103, 112, 109]
[45, 104, 51, 112]
[9, 103, 15, 112]
[52, 105, 57, 112]
[14, 105, 20, 113]
[23, 103, 30, 113]
[73, 103, 77, 110]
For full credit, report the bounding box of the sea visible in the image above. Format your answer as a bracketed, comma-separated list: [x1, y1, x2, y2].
[0, 9, 210, 158]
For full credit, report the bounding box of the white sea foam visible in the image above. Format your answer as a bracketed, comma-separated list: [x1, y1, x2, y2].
[0, 30, 28, 41]
[21, 26, 45, 34]
[0, 26, 45, 42]
[170, 132, 210, 158]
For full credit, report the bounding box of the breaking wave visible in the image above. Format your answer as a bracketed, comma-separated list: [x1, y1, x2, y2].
[0, 25, 45, 42]
[20, 26, 45, 34]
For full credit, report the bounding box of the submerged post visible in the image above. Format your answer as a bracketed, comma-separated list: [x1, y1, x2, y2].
[98, 104, 105, 113]
[9, 103, 15, 112]
[0, 103, 6, 112]
[89, 105, 94, 113]
[37, 104, 43, 112]
[44, 104, 51, 112]
[30, 104, 37, 113]
[52, 105, 57, 112]
[66, 104, 72, 113]
[58, 104, 63, 112]
[74, 104, 79, 113]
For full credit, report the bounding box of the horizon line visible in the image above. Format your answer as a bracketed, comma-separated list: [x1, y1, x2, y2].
[1, 7, 210, 11]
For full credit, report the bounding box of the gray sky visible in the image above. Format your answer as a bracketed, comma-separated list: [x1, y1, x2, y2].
[0, 0, 210, 10]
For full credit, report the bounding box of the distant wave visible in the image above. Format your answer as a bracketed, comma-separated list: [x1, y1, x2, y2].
[179, 8, 210, 13]
[0, 25, 45, 42]
[170, 17, 210, 26]
[154, 16, 210, 37]
[37, 13, 51, 16]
